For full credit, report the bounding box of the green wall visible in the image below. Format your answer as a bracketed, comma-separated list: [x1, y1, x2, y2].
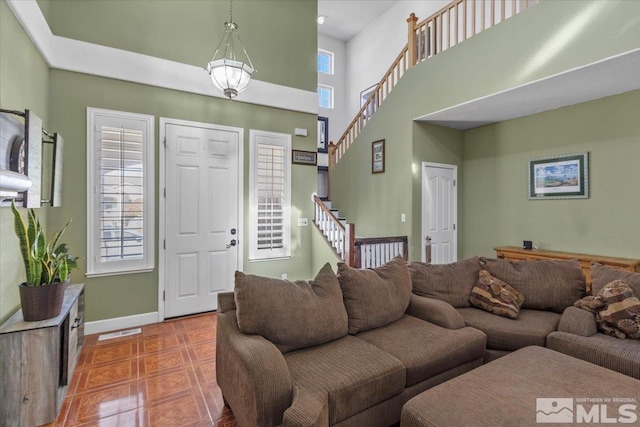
[0, 1, 51, 324]
[47, 70, 317, 322]
[2, 0, 318, 323]
[331, 0, 640, 261]
[310, 224, 340, 276]
[462, 90, 640, 259]
[39, 0, 316, 92]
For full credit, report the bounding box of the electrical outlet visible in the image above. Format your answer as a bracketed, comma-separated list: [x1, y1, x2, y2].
[281, 273, 288, 280]
[298, 218, 308, 226]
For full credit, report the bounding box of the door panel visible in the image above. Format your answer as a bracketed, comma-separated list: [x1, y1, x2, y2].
[164, 123, 239, 318]
[422, 163, 457, 264]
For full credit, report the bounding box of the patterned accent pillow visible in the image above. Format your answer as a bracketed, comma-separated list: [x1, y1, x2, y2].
[575, 280, 640, 339]
[470, 270, 525, 319]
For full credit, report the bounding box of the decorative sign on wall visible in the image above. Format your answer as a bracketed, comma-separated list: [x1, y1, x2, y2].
[292, 150, 317, 166]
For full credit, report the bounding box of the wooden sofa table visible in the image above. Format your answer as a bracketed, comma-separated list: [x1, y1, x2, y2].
[402, 346, 640, 426]
[494, 246, 640, 294]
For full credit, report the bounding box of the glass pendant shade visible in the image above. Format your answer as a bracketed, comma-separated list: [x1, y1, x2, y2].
[206, 20, 255, 99]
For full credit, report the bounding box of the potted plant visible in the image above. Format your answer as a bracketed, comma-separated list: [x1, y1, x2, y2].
[11, 201, 78, 321]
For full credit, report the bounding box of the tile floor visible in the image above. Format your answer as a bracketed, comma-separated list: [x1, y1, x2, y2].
[44, 312, 238, 427]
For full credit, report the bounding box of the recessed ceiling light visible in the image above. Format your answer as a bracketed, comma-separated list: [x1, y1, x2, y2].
[317, 15, 325, 25]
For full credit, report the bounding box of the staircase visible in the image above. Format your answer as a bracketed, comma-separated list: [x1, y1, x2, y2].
[313, 195, 407, 268]
[329, 0, 541, 174]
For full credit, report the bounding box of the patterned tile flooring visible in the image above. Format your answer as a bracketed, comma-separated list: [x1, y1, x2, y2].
[44, 312, 238, 427]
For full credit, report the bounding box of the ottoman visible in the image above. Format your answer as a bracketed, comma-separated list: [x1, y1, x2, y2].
[402, 346, 640, 426]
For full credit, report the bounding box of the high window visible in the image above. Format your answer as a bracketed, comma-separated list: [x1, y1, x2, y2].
[317, 49, 334, 75]
[86, 108, 155, 276]
[318, 84, 334, 109]
[249, 130, 291, 261]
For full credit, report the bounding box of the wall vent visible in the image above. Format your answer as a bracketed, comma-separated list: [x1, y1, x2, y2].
[98, 328, 142, 341]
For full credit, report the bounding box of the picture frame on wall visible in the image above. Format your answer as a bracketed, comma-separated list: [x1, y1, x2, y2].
[360, 84, 377, 118]
[528, 152, 589, 200]
[292, 149, 317, 166]
[317, 116, 328, 153]
[372, 139, 385, 174]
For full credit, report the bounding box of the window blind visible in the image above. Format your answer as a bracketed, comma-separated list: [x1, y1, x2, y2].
[98, 125, 145, 262]
[256, 143, 285, 251]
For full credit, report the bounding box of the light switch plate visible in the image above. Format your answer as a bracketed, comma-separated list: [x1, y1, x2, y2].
[298, 218, 308, 226]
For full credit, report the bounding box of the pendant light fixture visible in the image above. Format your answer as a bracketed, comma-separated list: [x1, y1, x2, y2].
[205, 0, 255, 99]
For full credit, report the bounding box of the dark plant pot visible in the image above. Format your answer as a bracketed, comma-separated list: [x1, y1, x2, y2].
[18, 281, 68, 322]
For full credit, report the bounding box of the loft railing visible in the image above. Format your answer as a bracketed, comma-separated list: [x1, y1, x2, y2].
[354, 236, 408, 269]
[313, 195, 408, 268]
[329, 0, 540, 174]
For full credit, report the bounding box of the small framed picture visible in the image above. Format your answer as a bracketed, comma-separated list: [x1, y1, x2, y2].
[372, 139, 385, 174]
[528, 152, 589, 199]
[292, 149, 317, 166]
[360, 84, 377, 118]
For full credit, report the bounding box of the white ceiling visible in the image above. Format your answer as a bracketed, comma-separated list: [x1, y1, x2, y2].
[415, 49, 640, 130]
[318, 0, 398, 42]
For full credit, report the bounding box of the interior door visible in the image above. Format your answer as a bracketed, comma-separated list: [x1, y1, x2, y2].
[422, 163, 457, 264]
[164, 122, 240, 318]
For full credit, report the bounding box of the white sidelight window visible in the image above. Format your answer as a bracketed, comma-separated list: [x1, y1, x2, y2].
[249, 130, 291, 261]
[86, 108, 155, 276]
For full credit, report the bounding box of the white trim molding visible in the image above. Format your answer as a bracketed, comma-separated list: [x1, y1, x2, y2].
[84, 311, 159, 336]
[6, 0, 318, 115]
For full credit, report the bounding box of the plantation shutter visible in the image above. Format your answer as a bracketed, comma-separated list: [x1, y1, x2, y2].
[98, 125, 144, 261]
[256, 143, 285, 251]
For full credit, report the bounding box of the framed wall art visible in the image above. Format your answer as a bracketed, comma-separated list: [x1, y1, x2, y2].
[528, 152, 589, 200]
[372, 139, 385, 174]
[317, 116, 328, 153]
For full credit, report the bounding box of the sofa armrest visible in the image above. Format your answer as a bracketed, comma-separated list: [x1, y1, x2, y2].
[557, 306, 598, 337]
[406, 294, 465, 329]
[282, 386, 329, 427]
[216, 310, 293, 426]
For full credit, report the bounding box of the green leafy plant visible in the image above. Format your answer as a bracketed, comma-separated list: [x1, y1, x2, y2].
[11, 201, 78, 287]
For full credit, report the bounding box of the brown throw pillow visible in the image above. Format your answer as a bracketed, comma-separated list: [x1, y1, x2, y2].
[470, 270, 525, 319]
[407, 257, 481, 308]
[234, 263, 348, 353]
[591, 263, 640, 296]
[337, 256, 412, 334]
[481, 258, 585, 313]
[574, 280, 640, 339]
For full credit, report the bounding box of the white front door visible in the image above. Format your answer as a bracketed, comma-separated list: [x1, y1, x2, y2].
[422, 162, 457, 264]
[163, 120, 241, 318]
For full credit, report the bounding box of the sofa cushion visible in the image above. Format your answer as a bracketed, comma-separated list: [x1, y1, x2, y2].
[356, 315, 486, 387]
[407, 257, 481, 308]
[234, 263, 348, 353]
[575, 280, 640, 339]
[547, 331, 640, 379]
[481, 258, 585, 313]
[591, 263, 640, 296]
[283, 335, 406, 425]
[470, 270, 525, 319]
[337, 256, 411, 334]
[457, 307, 561, 351]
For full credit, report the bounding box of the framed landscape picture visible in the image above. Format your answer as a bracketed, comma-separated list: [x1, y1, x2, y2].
[372, 139, 385, 174]
[528, 152, 589, 200]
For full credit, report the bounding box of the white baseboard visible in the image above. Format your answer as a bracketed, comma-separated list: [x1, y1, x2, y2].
[84, 311, 159, 336]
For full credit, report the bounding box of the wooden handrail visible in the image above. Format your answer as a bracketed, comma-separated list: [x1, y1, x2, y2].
[329, 0, 540, 181]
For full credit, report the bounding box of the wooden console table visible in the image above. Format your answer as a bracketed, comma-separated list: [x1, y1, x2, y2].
[0, 283, 84, 427]
[494, 247, 640, 294]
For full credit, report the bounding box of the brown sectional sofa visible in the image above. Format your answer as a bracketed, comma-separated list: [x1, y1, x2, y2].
[547, 263, 640, 379]
[217, 256, 639, 426]
[407, 256, 586, 362]
[216, 258, 486, 426]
